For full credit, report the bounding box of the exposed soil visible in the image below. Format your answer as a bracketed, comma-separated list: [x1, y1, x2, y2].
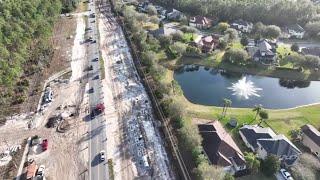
[18, 16, 76, 114]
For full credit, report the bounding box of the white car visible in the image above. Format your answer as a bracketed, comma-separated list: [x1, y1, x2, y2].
[100, 150, 105, 161]
[37, 165, 45, 176]
[280, 169, 293, 180]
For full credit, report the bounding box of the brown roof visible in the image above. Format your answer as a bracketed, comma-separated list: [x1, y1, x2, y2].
[198, 121, 246, 167]
[190, 15, 211, 25]
[301, 124, 320, 146]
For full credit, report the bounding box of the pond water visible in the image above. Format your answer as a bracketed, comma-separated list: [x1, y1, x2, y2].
[174, 65, 320, 109]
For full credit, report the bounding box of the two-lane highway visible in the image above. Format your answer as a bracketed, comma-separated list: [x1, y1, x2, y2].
[87, 0, 108, 180]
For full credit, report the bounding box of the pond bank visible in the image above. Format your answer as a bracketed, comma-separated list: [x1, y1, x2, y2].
[163, 55, 320, 81]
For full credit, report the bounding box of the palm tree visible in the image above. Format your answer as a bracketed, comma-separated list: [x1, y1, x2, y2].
[258, 110, 269, 125]
[252, 104, 262, 121]
[244, 152, 260, 174]
[222, 98, 232, 117]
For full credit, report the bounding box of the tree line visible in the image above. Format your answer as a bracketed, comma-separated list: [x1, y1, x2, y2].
[0, 0, 62, 108]
[152, 0, 317, 26]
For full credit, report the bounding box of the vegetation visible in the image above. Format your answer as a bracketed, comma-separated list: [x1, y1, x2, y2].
[223, 48, 248, 65]
[0, 0, 62, 112]
[153, 0, 316, 26]
[244, 152, 260, 174]
[61, 0, 79, 13]
[291, 43, 300, 52]
[261, 155, 280, 177]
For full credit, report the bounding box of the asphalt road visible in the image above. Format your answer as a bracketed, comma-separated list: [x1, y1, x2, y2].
[87, 1, 108, 180]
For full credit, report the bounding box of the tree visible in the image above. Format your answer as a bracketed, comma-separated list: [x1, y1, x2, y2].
[180, 25, 198, 33]
[244, 152, 260, 173]
[171, 30, 184, 41]
[304, 55, 320, 69]
[290, 129, 302, 141]
[252, 22, 266, 37]
[305, 21, 320, 37]
[149, 16, 160, 24]
[158, 35, 172, 48]
[224, 28, 238, 42]
[217, 22, 230, 33]
[224, 173, 234, 180]
[146, 5, 157, 16]
[258, 109, 269, 125]
[170, 42, 187, 56]
[195, 162, 225, 180]
[252, 104, 263, 121]
[291, 43, 300, 52]
[218, 39, 228, 50]
[284, 54, 306, 68]
[263, 25, 281, 39]
[240, 35, 249, 46]
[223, 48, 248, 65]
[222, 98, 232, 117]
[261, 155, 280, 177]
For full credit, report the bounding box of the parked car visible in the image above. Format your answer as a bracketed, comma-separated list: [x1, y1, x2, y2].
[37, 165, 45, 177]
[42, 139, 48, 151]
[280, 169, 293, 180]
[100, 150, 105, 161]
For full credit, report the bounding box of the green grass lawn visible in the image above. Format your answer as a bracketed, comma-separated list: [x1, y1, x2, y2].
[182, 33, 198, 42]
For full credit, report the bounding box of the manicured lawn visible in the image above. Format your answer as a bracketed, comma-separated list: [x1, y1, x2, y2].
[182, 33, 198, 42]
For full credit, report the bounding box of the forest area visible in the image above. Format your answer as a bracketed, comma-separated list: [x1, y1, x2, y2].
[0, 0, 78, 118]
[152, 0, 318, 26]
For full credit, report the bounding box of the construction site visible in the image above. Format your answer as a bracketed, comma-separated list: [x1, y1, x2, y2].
[0, 0, 176, 179]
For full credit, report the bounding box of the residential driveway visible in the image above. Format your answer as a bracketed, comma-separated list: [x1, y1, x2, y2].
[275, 172, 285, 180]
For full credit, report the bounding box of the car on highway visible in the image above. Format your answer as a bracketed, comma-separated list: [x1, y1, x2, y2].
[100, 150, 105, 161]
[92, 57, 98, 62]
[280, 169, 293, 180]
[36, 165, 45, 177]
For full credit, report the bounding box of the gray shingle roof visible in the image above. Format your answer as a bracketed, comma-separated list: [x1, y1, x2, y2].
[301, 124, 320, 146]
[239, 125, 276, 149]
[288, 24, 305, 33]
[257, 135, 301, 157]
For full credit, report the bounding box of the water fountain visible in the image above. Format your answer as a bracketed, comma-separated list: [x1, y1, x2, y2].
[228, 77, 262, 99]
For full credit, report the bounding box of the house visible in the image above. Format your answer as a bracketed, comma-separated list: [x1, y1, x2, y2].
[198, 121, 246, 174]
[239, 125, 276, 152]
[256, 134, 302, 166]
[246, 39, 277, 63]
[286, 24, 305, 39]
[301, 124, 320, 157]
[166, 8, 184, 21]
[189, 16, 212, 29]
[230, 19, 253, 33]
[239, 125, 301, 166]
[301, 47, 320, 57]
[197, 34, 220, 53]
